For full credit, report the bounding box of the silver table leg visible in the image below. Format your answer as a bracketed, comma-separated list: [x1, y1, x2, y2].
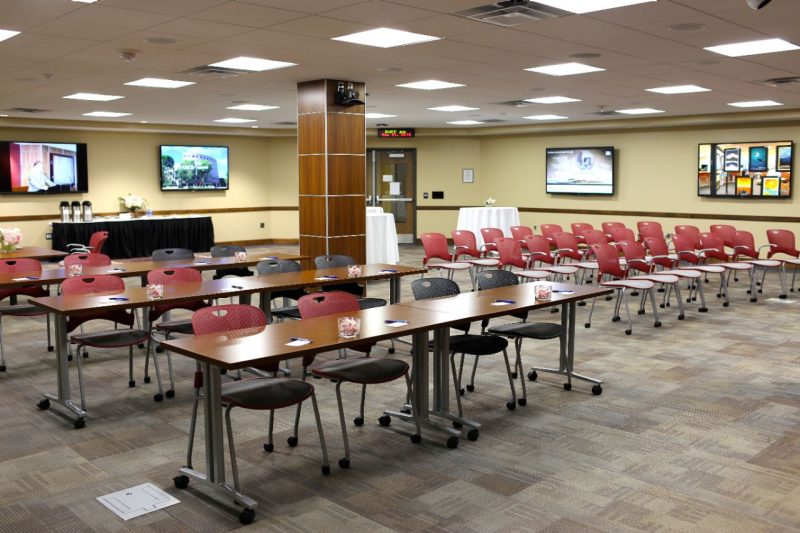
[40, 313, 87, 428]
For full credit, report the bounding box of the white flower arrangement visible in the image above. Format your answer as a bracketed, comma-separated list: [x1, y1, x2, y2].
[119, 193, 147, 213]
[484, 196, 496, 207]
[0, 227, 22, 252]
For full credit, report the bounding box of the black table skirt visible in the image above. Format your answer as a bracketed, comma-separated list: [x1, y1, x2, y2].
[52, 216, 215, 259]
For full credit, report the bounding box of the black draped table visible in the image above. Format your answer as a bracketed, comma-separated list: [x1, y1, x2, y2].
[52, 215, 215, 259]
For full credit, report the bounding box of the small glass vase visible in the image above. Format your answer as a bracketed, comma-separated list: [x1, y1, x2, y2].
[0, 242, 17, 253]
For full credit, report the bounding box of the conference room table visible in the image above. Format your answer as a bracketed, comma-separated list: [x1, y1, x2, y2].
[0, 246, 69, 261]
[160, 281, 611, 523]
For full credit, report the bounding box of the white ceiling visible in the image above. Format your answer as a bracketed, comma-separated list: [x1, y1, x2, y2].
[0, 0, 799, 130]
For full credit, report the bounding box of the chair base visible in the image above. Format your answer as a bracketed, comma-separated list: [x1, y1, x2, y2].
[528, 367, 603, 395]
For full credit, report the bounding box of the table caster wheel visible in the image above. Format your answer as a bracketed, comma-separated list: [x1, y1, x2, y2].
[264, 443, 274, 453]
[527, 370, 538, 381]
[144, 376, 151, 384]
[166, 390, 175, 398]
[517, 398, 526, 406]
[779, 294, 787, 299]
[154, 393, 163, 402]
[378, 415, 391, 427]
[466, 384, 475, 392]
[584, 323, 591, 328]
[467, 428, 479, 441]
[612, 316, 621, 322]
[750, 298, 757, 303]
[287, 436, 298, 447]
[338, 458, 350, 469]
[353, 416, 364, 427]
[239, 508, 255, 525]
[723, 302, 729, 307]
[128, 380, 135, 387]
[699, 307, 708, 313]
[654, 321, 662, 328]
[637, 309, 645, 315]
[563, 383, 572, 391]
[173, 475, 189, 489]
[506, 401, 516, 411]
[592, 384, 603, 395]
[452, 421, 462, 429]
[321, 465, 330, 475]
[410, 433, 422, 444]
[625, 329, 632, 335]
[678, 314, 685, 320]
[37, 398, 50, 410]
[73, 418, 85, 429]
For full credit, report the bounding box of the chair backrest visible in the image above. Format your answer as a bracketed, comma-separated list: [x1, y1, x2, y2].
[152, 248, 195, 261]
[637, 221, 664, 241]
[642, 236, 675, 269]
[64, 253, 112, 267]
[510, 225, 533, 242]
[570, 223, 594, 239]
[298, 291, 360, 319]
[709, 224, 736, 248]
[522, 235, 554, 264]
[766, 229, 799, 258]
[192, 304, 266, 335]
[609, 227, 636, 244]
[88, 231, 109, 254]
[540, 224, 563, 244]
[674, 225, 702, 249]
[601, 222, 626, 237]
[582, 229, 609, 246]
[147, 267, 203, 285]
[314, 254, 355, 269]
[420, 233, 452, 265]
[61, 274, 125, 295]
[672, 233, 700, 263]
[411, 277, 460, 300]
[480, 228, 504, 250]
[619, 240, 650, 274]
[476, 268, 519, 290]
[732, 230, 758, 259]
[210, 244, 246, 257]
[495, 237, 527, 269]
[593, 243, 626, 279]
[451, 230, 481, 259]
[0, 258, 42, 275]
[552, 232, 582, 261]
[256, 259, 300, 276]
[699, 232, 728, 261]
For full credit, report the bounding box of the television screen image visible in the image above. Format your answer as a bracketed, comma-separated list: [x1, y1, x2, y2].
[160, 145, 229, 191]
[697, 141, 792, 198]
[545, 146, 614, 195]
[0, 142, 88, 194]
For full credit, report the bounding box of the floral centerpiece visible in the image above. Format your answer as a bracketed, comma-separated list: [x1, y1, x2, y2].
[484, 196, 496, 207]
[0, 227, 22, 253]
[119, 194, 147, 216]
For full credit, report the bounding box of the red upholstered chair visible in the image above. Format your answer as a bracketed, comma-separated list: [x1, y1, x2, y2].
[619, 240, 686, 319]
[451, 230, 500, 288]
[480, 227, 505, 256]
[552, 232, 586, 264]
[540, 224, 563, 247]
[581, 229, 610, 258]
[0, 258, 52, 371]
[523, 235, 580, 282]
[710, 224, 736, 251]
[601, 222, 626, 239]
[729, 230, 788, 300]
[495, 237, 549, 282]
[766, 229, 800, 292]
[642, 236, 678, 271]
[186, 304, 330, 504]
[608, 227, 636, 252]
[60, 275, 150, 410]
[675, 225, 702, 250]
[421, 232, 470, 280]
[300, 291, 420, 468]
[510, 225, 534, 248]
[675, 233, 753, 306]
[67, 230, 109, 255]
[570, 223, 594, 244]
[64, 253, 112, 268]
[637, 221, 664, 242]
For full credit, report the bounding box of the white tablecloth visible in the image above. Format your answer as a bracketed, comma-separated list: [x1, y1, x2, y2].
[366, 213, 399, 264]
[456, 207, 520, 247]
[366, 206, 384, 214]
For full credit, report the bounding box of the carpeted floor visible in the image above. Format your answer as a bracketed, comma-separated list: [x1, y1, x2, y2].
[1, 244, 799, 532]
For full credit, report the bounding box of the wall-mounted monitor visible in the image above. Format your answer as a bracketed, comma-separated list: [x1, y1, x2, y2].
[160, 145, 229, 191]
[698, 141, 792, 198]
[0, 141, 88, 194]
[545, 146, 614, 195]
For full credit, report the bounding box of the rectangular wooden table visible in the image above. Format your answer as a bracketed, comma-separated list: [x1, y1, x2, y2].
[0, 246, 69, 261]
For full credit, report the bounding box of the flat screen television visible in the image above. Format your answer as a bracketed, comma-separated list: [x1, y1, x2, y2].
[0, 141, 88, 194]
[160, 145, 229, 191]
[698, 141, 792, 198]
[545, 146, 614, 195]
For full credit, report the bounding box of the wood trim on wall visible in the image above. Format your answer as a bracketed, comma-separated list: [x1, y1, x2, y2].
[415, 205, 800, 224]
[0, 205, 300, 223]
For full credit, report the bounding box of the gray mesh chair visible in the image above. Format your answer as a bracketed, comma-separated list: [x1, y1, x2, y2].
[314, 254, 387, 310]
[152, 248, 194, 262]
[476, 270, 565, 405]
[210, 244, 253, 279]
[411, 278, 518, 416]
[256, 259, 305, 320]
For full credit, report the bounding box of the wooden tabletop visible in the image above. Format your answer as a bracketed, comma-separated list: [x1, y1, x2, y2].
[252, 263, 425, 290]
[0, 246, 69, 261]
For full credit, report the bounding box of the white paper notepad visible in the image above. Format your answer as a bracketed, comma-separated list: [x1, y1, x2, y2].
[97, 483, 179, 521]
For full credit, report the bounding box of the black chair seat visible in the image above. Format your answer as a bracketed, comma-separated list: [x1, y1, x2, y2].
[450, 334, 508, 356]
[71, 329, 149, 348]
[155, 319, 194, 335]
[488, 322, 564, 340]
[358, 297, 387, 310]
[213, 267, 253, 279]
[221, 377, 313, 410]
[0, 303, 47, 317]
[311, 357, 408, 384]
[272, 306, 301, 320]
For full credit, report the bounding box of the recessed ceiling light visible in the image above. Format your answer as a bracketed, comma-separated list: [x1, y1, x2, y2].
[0, 29, 21, 43]
[645, 84, 710, 94]
[82, 111, 131, 117]
[0, 114, 8, 117]
[209, 56, 296, 71]
[226, 104, 279, 111]
[140, 120, 148, 123]
[144, 37, 177, 45]
[523, 114, 568, 120]
[524, 96, 582, 104]
[214, 117, 257, 123]
[125, 78, 194, 89]
[447, 120, 484, 125]
[332, 27, 440, 48]
[668, 23, 706, 32]
[616, 107, 665, 114]
[525, 62, 605, 76]
[365, 113, 398, 119]
[534, 0, 656, 14]
[705, 38, 799, 57]
[251, 126, 259, 129]
[72, 0, 98, 3]
[396, 80, 464, 90]
[64, 92, 124, 101]
[728, 100, 783, 108]
[428, 105, 479, 112]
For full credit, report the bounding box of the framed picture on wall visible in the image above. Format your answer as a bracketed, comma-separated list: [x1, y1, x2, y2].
[724, 148, 740, 172]
[777, 145, 792, 171]
[749, 146, 768, 172]
[462, 168, 474, 183]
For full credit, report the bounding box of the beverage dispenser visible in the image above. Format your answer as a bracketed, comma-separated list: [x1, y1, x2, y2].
[70, 201, 81, 222]
[59, 201, 70, 222]
[81, 201, 93, 222]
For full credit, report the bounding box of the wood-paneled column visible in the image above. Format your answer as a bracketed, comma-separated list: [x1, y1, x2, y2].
[298, 79, 366, 263]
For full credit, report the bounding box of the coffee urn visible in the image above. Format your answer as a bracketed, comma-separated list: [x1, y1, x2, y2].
[81, 201, 93, 222]
[59, 201, 70, 222]
[70, 201, 81, 222]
